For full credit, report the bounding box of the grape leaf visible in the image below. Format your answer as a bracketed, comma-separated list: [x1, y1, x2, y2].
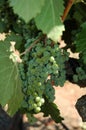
[6, 32, 23, 50]
[42, 100, 63, 123]
[7, 83, 23, 116]
[0, 36, 23, 115]
[74, 22, 86, 64]
[35, 0, 65, 42]
[9, 0, 45, 22]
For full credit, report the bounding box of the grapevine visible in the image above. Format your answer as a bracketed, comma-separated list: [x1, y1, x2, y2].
[0, 0, 86, 126]
[18, 34, 68, 121]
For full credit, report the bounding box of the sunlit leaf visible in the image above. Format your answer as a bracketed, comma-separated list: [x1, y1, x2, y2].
[10, 0, 45, 22]
[35, 0, 65, 42]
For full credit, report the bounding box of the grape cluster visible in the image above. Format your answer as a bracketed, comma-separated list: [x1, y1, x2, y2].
[19, 38, 67, 114]
[73, 67, 86, 82]
[33, 96, 45, 113]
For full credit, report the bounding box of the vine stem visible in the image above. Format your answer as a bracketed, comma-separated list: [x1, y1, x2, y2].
[62, 0, 75, 22]
[20, 37, 42, 56]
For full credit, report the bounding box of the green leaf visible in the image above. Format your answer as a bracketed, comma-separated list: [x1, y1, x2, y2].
[0, 36, 23, 115]
[6, 32, 23, 50]
[42, 100, 63, 123]
[7, 83, 23, 116]
[9, 0, 45, 22]
[35, 0, 65, 42]
[74, 22, 86, 64]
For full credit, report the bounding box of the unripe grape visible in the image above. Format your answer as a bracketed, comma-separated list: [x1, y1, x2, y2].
[37, 102, 42, 107]
[35, 97, 41, 102]
[38, 82, 42, 86]
[53, 63, 58, 69]
[50, 56, 55, 62]
[40, 98, 45, 104]
[33, 103, 37, 109]
[35, 107, 41, 113]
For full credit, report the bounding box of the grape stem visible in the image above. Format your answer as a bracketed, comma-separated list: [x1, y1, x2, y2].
[20, 37, 42, 56]
[62, 0, 75, 22]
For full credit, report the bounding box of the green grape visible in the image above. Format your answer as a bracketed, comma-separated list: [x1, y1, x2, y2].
[35, 97, 41, 102]
[40, 98, 45, 104]
[35, 97, 45, 107]
[35, 107, 41, 113]
[73, 67, 86, 82]
[43, 51, 50, 57]
[21, 100, 28, 108]
[44, 80, 55, 102]
[33, 103, 37, 109]
[37, 102, 42, 107]
[49, 56, 55, 63]
[73, 75, 78, 82]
